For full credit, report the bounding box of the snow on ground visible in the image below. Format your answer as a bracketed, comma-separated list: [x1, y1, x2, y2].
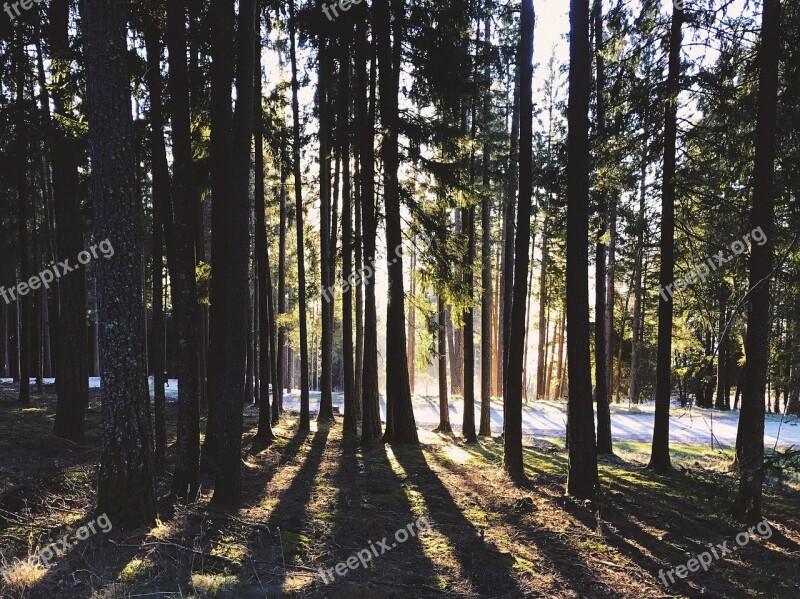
[4, 377, 798, 448]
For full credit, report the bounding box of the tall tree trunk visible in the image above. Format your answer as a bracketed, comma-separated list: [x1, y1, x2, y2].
[504, 0, 534, 476]
[152, 210, 166, 464]
[166, 0, 201, 500]
[463, 202, 477, 442]
[83, 0, 156, 527]
[357, 3, 382, 444]
[715, 287, 730, 410]
[479, 13, 493, 437]
[378, 0, 417, 444]
[254, 18, 276, 442]
[15, 25, 31, 406]
[500, 42, 521, 398]
[208, 0, 257, 506]
[318, 31, 335, 423]
[733, 0, 780, 524]
[275, 151, 288, 418]
[592, 0, 611, 454]
[353, 153, 365, 422]
[649, 4, 683, 473]
[46, 0, 89, 439]
[435, 296, 452, 432]
[566, 0, 599, 497]
[629, 160, 647, 404]
[554, 309, 566, 399]
[289, 0, 312, 432]
[340, 21, 358, 439]
[536, 219, 549, 400]
[143, 15, 171, 465]
[407, 249, 416, 394]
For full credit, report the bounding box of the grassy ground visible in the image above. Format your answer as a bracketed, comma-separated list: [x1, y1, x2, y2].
[1, 382, 799, 598]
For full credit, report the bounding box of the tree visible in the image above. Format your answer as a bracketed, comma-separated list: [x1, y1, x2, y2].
[504, 0, 534, 477]
[733, 0, 780, 524]
[208, 0, 257, 506]
[48, 0, 89, 441]
[14, 24, 30, 407]
[593, 0, 612, 454]
[254, 7, 276, 443]
[289, 0, 312, 433]
[356, 2, 382, 445]
[82, 0, 157, 527]
[649, 2, 684, 473]
[166, 0, 201, 500]
[566, 0, 599, 498]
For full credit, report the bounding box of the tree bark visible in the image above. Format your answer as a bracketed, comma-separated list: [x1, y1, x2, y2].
[254, 17, 276, 442]
[166, 0, 201, 499]
[566, 0, 599, 497]
[289, 0, 312, 432]
[83, 0, 156, 527]
[356, 3, 382, 445]
[649, 4, 683, 473]
[592, 0, 611, 454]
[504, 0, 534, 477]
[378, 0, 418, 444]
[733, 0, 780, 524]
[46, 0, 89, 440]
[208, 0, 257, 506]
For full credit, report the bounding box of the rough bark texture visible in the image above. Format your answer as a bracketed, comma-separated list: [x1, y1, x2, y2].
[733, 0, 780, 524]
[504, 0, 534, 477]
[566, 0, 599, 498]
[83, 0, 156, 527]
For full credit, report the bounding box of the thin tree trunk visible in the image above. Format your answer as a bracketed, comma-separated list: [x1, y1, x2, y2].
[340, 18, 357, 439]
[435, 296, 452, 432]
[357, 3, 382, 444]
[289, 0, 311, 432]
[649, 4, 683, 473]
[254, 21, 276, 442]
[536, 219, 549, 400]
[15, 25, 31, 406]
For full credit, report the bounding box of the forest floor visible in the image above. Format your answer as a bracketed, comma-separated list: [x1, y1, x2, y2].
[1, 381, 799, 599]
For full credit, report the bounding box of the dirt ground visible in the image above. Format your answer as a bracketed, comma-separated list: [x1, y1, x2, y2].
[1, 381, 799, 598]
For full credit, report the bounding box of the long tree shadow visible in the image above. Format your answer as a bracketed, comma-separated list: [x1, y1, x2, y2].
[308, 442, 440, 597]
[391, 443, 531, 598]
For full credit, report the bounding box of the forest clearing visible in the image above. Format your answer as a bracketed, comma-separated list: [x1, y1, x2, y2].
[2, 0, 800, 597]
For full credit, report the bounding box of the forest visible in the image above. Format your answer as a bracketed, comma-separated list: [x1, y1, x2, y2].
[0, 0, 798, 597]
